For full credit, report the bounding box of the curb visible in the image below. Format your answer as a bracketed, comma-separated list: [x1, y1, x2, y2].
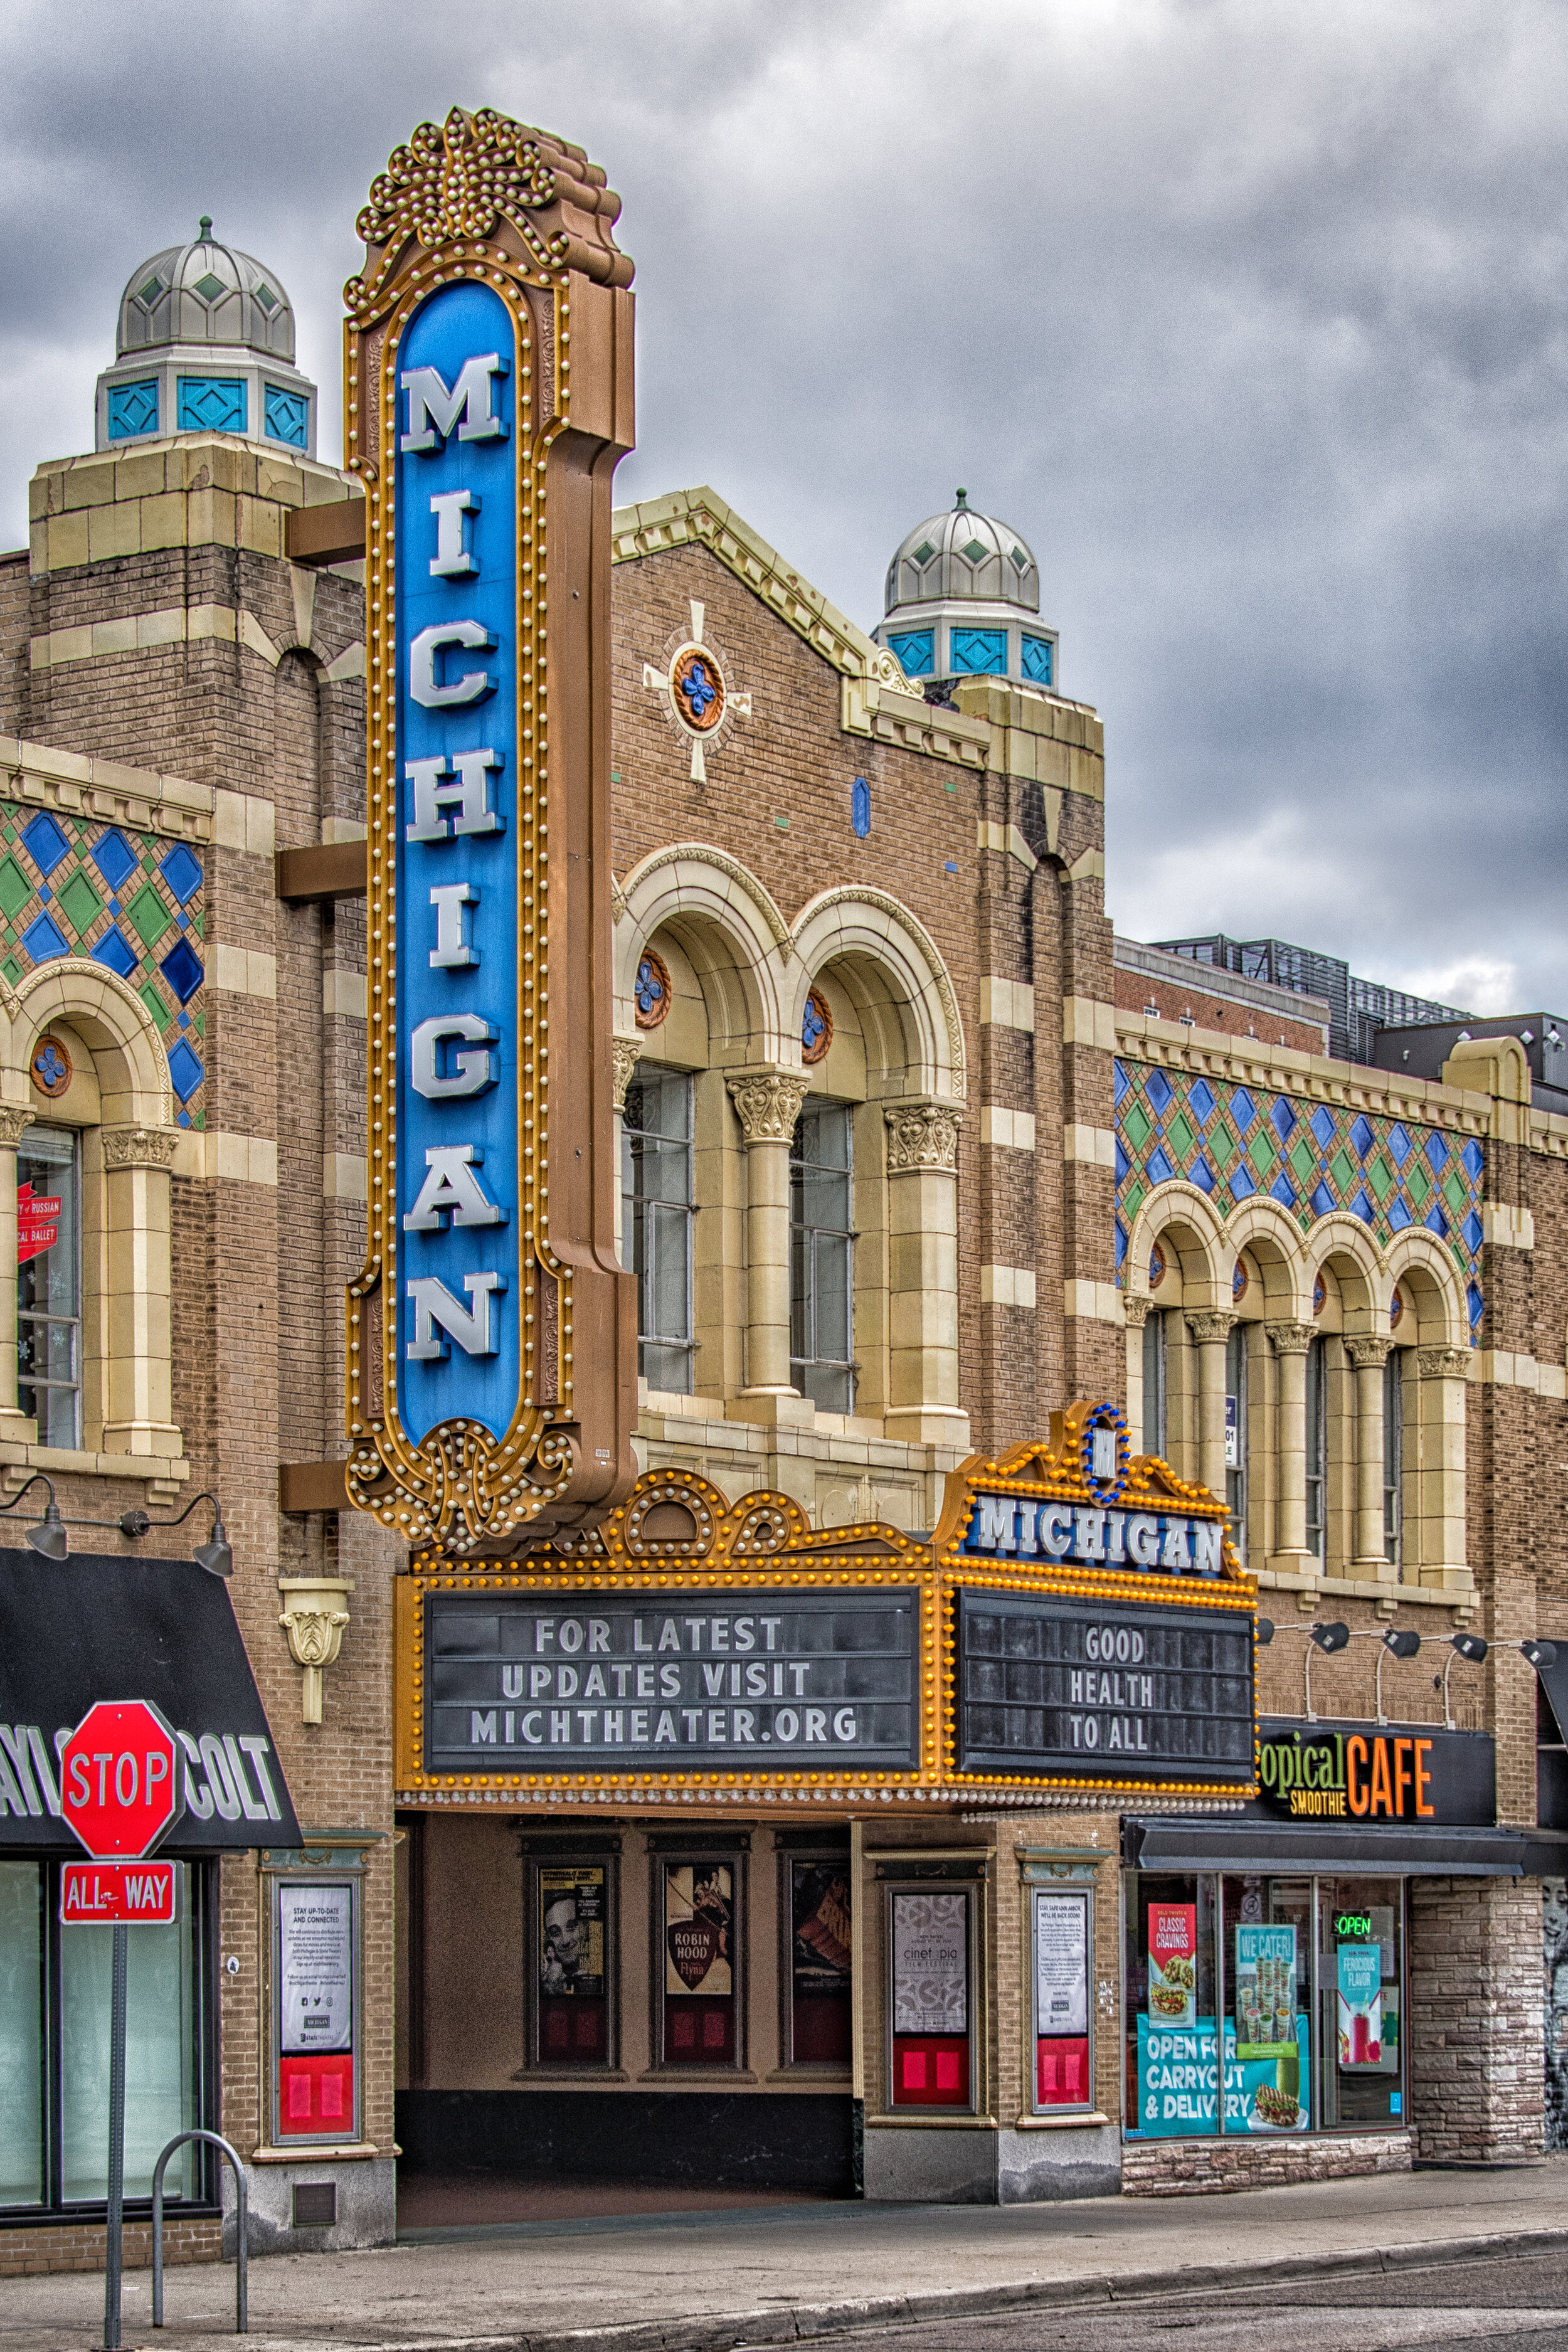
[166, 2222, 1568, 2352]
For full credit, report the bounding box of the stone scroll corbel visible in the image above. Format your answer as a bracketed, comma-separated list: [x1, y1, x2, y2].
[277, 1576, 355, 1725]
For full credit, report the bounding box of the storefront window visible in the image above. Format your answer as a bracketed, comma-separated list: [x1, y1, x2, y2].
[660, 1857, 739, 2066]
[785, 1854, 852, 2065]
[888, 1885, 973, 2110]
[533, 1858, 613, 2067]
[62, 1887, 198, 2200]
[1124, 1870, 1407, 2142]
[0, 1861, 42, 2204]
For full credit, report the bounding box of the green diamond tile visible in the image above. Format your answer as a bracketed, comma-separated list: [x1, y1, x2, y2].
[1248, 1129, 1278, 1175]
[140, 982, 171, 1034]
[0, 858, 33, 922]
[1367, 1152, 1395, 1204]
[189, 910, 203, 939]
[1123, 1101, 1153, 1152]
[192, 1012, 204, 1038]
[1451, 1239, 1468, 1274]
[1330, 1145, 1356, 1195]
[1288, 1135, 1316, 1184]
[193, 1110, 205, 1131]
[1167, 1109, 1196, 1164]
[1, 956, 21, 988]
[57, 869, 101, 937]
[1209, 1118, 1236, 1170]
[1406, 1160, 1431, 1209]
[126, 882, 172, 952]
[1122, 1177, 1147, 1224]
[1443, 1169, 1468, 1216]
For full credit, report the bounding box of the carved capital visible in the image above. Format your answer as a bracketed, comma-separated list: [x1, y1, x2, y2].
[1416, 1345, 1473, 1381]
[1185, 1310, 1237, 1347]
[884, 1101, 961, 1173]
[727, 1070, 810, 1145]
[102, 1123, 179, 1173]
[0, 1107, 34, 1150]
[1122, 1294, 1153, 1331]
[278, 1576, 355, 1726]
[611, 1036, 640, 1115]
[1345, 1334, 1394, 1371]
[1266, 1320, 1317, 1356]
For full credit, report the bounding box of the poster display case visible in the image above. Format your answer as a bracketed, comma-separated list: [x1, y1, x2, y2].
[523, 1843, 618, 2070]
[1030, 1887, 1093, 2111]
[780, 1838, 853, 2067]
[655, 1843, 744, 2068]
[272, 1874, 360, 2145]
[886, 1879, 977, 2111]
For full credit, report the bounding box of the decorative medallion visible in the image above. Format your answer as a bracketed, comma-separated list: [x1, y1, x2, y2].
[634, 948, 672, 1030]
[30, 1037, 72, 1099]
[802, 987, 832, 1065]
[642, 600, 752, 783]
[1232, 1256, 1249, 1304]
[1313, 1273, 1327, 1317]
[1389, 1286, 1404, 1331]
[1148, 1241, 1167, 1291]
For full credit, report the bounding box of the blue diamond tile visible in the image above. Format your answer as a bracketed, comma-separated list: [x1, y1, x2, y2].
[1461, 1139, 1485, 1181]
[1145, 1068, 1173, 1116]
[1270, 1170, 1296, 1207]
[1229, 1165, 1256, 1202]
[1424, 1204, 1448, 1239]
[91, 926, 137, 979]
[1147, 1145, 1175, 1186]
[1310, 1104, 1337, 1150]
[177, 1010, 189, 1031]
[1387, 1121, 1412, 1168]
[1115, 1219, 1128, 1269]
[21, 813, 70, 877]
[177, 911, 189, 930]
[1388, 1197, 1413, 1231]
[1271, 1097, 1296, 1142]
[1115, 1136, 1130, 1182]
[1425, 1130, 1449, 1173]
[90, 829, 138, 893]
[167, 1039, 204, 1101]
[177, 1109, 191, 1128]
[159, 938, 204, 1004]
[1350, 1114, 1375, 1158]
[1462, 1209, 1484, 1253]
[1468, 1282, 1485, 1330]
[1309, 1180, 1335, 1217]
[108, 898, 120, 917]
[1231, 1088, 1257, 1132]
[1352, 1187, 1375, 1223]
[159, 844, 203, 906]
[1190, 1155, 1216, 1195]
[1114, 1059, 1130, 1106]
[36, 884, 50, 904]
[1189, 1078, 1216, 1125]
[21, 911, 68, 964]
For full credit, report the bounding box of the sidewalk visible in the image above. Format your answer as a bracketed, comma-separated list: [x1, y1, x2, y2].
[4, 2159, 1567, 2352]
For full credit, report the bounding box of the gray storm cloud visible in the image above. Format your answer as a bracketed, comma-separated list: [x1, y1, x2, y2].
[3, 0, 1565, 1009]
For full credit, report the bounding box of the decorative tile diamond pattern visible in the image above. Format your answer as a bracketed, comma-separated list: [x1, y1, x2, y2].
[1113, 1056, 1484, 1320]
[0, 808, 206, 1128]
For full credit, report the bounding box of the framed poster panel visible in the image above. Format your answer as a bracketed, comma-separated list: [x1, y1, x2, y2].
[1030, 1888, 1093, 2112]
[271, 1875, 360, 2144]
[658, 1853, 743, 2068]
[782, 1849, 853, 2067]
[886, 1884, 975, 2111]
[527, 1855, 617, 2069]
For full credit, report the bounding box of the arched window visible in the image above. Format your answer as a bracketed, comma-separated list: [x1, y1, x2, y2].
[1304, 1333, 1327, 1561]
[621, 1064, 695, 1394]
[789, 1101, 855, 1414]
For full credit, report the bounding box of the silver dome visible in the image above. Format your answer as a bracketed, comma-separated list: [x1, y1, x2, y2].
[117, 218, 295, 366]
[885, 491, 1039, 617]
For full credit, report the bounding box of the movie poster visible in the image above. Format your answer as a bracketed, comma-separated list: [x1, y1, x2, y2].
[792, 1862, 852, 2000]
[538, 1867, 605, 1998]
[891, 1891, 968, 2034]
[665, 1863, 733, 1997]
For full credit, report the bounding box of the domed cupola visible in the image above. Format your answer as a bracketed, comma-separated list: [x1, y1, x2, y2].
[872, 490, 1058, 693]
[95, 218, 317, 458]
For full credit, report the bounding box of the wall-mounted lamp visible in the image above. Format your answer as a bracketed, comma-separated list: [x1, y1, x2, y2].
[1440, 1630, 1488, 1729]
[0, 1480, 234, 1577]
[1374, 1626, 1421, 1725]
[1522, 1638, 1559, 1671]
[1258, 1619, 1348, 1720]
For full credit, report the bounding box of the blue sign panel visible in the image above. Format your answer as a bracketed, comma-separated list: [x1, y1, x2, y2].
[393, 282, 520, 1444]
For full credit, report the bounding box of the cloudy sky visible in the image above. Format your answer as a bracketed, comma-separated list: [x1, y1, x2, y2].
[4, 0, 1565, 1014]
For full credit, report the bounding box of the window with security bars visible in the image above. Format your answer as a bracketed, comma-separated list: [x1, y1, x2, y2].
[1225, 1322, 1248, 1562]
[1142, 1311, 1168, 1457]
[1305, 1335, 1327, 1560]
[17, 1124, 80, 1449]
[790, 1103, 855, 1414]
[621, 1068, 694, 1394]
[1384, 1352, 1403, 1567]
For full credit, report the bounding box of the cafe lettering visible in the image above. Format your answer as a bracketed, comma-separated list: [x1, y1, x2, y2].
[1253, 1719, 1496, 1829]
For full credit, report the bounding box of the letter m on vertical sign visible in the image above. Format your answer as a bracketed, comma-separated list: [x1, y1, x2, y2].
[342, 109, 641, 1558]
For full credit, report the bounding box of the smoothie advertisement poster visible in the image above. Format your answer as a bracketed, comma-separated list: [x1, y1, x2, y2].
[1147, 1903, 1197, 2028]
[1337, 1942, 1384, 2066]
[1234, 1924, 1298, 2059]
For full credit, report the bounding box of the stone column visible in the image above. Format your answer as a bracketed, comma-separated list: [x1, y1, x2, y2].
[100, 1124, 183, 1456]
[610, 1035, 640, 1266]
[1409, 1876, 1544, 2161]
[0, 1106, 35, 1439]
[1414, 1345, 1473, 1589]
[1123, 1294, 1151, 1451]
[1185, 1309, 1236, 1499]
[1265, 1320, 1316, 1576]
[726, 1069, 810, 1422]
[882, 1101, 968, 1448]
[1345, 1333, 1394, 1576]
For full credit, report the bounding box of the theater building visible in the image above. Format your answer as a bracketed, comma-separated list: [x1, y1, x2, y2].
[0, 107, 1564, 2272]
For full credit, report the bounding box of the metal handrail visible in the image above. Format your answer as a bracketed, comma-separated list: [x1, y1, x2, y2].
[151, 2128, 248, 2333]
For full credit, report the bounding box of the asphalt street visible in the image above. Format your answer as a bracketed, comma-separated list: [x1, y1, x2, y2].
[797, 2250, 1568, 2352]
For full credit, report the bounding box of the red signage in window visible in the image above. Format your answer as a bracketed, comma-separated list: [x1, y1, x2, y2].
[16, 1180, 60, 1264]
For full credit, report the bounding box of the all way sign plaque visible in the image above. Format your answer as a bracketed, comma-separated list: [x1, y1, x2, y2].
[60, 1860, 179, 1924]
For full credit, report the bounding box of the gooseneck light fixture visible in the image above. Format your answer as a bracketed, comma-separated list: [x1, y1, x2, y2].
[1255, 1619, 1348, 1722]
[1441, 1630, 1489, 1729]
[0, 1482, 234, 1577]
[0, 1474, 68, 1560]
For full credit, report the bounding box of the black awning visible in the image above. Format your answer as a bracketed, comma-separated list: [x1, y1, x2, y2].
[0, 1547, 300, 1851]
[1124, 1816, 1525, 1877]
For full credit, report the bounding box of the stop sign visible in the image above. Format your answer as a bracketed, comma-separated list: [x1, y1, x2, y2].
[60, 1700, 183, 1861]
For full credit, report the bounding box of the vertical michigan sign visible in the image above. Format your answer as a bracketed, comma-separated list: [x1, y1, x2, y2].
[342, 110, 637, 1552]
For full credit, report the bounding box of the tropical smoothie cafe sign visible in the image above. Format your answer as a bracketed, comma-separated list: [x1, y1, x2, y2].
[341, 108, 638, 1557]
[392, 1414, 1259, 1803]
